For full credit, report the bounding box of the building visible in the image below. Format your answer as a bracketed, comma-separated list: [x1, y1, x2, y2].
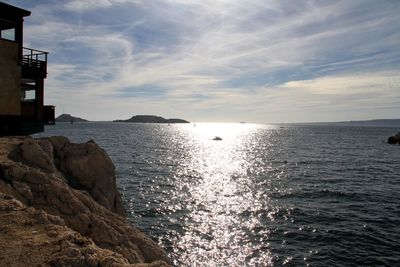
[0, 2, 54, 136]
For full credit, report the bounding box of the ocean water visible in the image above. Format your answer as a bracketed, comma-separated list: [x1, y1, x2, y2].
[35, 122, 400, 266]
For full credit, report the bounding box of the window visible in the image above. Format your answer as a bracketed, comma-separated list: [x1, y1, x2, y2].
[21, 89, 36, 101]
[0, 28, 16, 41]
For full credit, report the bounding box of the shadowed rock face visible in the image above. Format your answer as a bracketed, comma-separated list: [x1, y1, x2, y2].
[48, 137, 126, 216]
[0, 136, 171, 266]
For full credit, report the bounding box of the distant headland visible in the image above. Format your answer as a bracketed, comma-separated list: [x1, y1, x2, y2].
[334, 119, 400, 127]
[114, 115, 190, 124]
[287, 119, 400, 127]
[55, 114, 88, 122]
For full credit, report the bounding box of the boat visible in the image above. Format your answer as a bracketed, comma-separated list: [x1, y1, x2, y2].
[213, 136, 222, 141]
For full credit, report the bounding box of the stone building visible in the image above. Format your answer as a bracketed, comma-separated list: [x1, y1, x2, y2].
[0, 2, 54, 136]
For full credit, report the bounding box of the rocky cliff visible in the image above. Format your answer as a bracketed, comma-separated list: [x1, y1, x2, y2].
[0, 136, 170, 266]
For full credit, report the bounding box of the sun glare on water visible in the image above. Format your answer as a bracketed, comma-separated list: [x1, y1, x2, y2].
[164, 123, 277, 266]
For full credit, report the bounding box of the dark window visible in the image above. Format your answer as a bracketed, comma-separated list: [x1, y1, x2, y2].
[0, 28, 16, 41]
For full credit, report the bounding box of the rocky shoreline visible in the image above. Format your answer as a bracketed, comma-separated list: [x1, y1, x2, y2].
[0, 136, 170, 266]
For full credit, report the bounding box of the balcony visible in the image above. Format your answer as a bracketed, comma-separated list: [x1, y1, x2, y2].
[21, 47, 48, 79]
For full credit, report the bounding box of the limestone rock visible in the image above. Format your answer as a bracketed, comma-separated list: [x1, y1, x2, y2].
[0, 193, 132, 267]
[0, 136, 171, 266]
[20, 137, 56, 173]
[49, 137, 125, 216]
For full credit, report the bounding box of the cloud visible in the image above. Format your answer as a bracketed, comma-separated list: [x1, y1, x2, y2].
[5, 0, 400, 122]
[63, 0, 134, 11]
[281, 71, 400, 96]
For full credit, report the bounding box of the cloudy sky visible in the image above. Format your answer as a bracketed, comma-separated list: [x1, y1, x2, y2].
[5, 0, 400, 122]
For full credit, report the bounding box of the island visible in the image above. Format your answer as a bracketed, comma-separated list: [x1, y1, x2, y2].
[288, 119, 400, 127]
[330, 119, 400, 127]
[114, 115, 189, 124]
[56, 114, 88, 123]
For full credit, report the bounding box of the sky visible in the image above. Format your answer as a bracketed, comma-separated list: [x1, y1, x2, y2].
[5, 0, 400, 123]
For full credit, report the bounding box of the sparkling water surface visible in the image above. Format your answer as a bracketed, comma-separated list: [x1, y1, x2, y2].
[36, 122, 400, 266]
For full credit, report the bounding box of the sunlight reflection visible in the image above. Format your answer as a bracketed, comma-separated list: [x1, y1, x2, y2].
[170, 123, 276, 266]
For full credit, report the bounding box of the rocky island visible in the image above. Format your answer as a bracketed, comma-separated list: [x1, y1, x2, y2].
[114, 115, 189, 124]
[388, 132, 400, 145]
[56, 114, 88, 123]
[0, 136, 170, 266]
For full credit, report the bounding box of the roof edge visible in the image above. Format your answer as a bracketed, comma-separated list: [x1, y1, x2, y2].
[0, 2, 31, 17]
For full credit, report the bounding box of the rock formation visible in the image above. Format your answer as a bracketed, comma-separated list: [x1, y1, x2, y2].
[387, 132, 400, 144]
[0, 136, 170, 266]
[114, 115, 189, 123]
[56, 114, 88, 122]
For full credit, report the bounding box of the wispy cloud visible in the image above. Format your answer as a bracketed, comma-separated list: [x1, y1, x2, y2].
[64, 0, 134, 11]
[5, 0, 400, 122]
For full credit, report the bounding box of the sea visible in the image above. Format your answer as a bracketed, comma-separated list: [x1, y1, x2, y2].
[35, 122, 400, 266]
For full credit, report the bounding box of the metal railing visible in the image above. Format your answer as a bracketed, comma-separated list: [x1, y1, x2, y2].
[23, 47, 48, 62]
[22, 47, 48, 74]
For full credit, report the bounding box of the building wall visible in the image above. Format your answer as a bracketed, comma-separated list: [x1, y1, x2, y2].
[0, 39, 21, 116]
